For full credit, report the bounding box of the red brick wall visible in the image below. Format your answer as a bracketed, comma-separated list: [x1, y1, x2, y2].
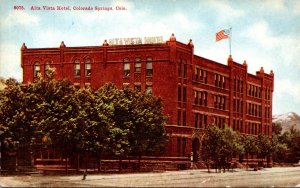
[21, 36, 274, 160]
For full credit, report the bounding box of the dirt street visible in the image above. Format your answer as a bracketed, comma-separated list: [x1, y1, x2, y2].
[1, 167, 300, 187]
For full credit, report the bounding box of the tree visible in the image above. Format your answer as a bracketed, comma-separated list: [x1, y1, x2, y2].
[95, 83, 131, 171]
[256, 134, 273, 167]
[201, 125, 224, 173]
[222, 127, 244, 171]
[95, 84, 168, 171]
[0, 78, 40, 169]
[27, 76, 81, 172]
[272, 122, 282, 135]
[280, 129, 300, 163]
[74, 87, 110, 171]
[241, 135, 258, 170]
[124, 88, 168, 169]
[271, 134, 288, 163]
[1, 77, 168, 172]
[201, 125, 245, 173]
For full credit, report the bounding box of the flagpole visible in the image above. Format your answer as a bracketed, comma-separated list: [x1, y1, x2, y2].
[229, 27, 232, 56]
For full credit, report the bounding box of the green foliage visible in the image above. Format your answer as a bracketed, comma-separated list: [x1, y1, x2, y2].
[272, 122, 282, 135]
[274, 129, 300, 163]
[201, 125, 244, 171]
[256, 134, 273, 160]
[271, 134, 288, 163]
[0, 75, 168, 168]
[94, 83, 168, 159]
[0, 78, 37, 151]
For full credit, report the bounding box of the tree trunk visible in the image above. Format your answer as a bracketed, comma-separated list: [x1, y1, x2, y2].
[98, 158, 101, 172]
[207, 163, 210, 173]
[77, 154, 80, 172]
[119, 158, 122, 172]
[65, 157, 68, 174]
[138, 155, 142, 171]
[85, 155, 88, 171]
[246, 153, 249, 171]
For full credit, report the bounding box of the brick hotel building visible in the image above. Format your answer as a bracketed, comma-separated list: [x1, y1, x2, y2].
[21, 34, 274, 166]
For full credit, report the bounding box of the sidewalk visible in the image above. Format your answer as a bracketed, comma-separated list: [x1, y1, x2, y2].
[1, 167, 300, 187]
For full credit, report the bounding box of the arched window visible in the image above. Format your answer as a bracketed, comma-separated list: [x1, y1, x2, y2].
[34, 62, 40, 78]
[74, 59, 80, 77]
[85, 59, 91, 77]
[45, 61, 51, 78]
[145, 85, 152, 94]
[146, 57, 152, 76]
[135, 57, 141, 73]
[183, 61, 187, 78]
[123, 58, 130, 77]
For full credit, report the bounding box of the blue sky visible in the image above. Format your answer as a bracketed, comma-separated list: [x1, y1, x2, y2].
[0, 0, 299, 115]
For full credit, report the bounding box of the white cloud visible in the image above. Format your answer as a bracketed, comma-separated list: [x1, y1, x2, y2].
[0, 44, 22, 81]
[64, 6, 202, 45]
[261, 0, 286, 12]
[2, 11, 40, 27]
[276, 79, 300, 104]
[244, 0, 287, 14]
[243, 21, 300, 69]
[243, 21, 280, 48]
[292, 0, 300, 15]
[206, 0, 245, 21]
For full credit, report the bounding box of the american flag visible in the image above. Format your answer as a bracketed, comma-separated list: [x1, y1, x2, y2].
[216, 29, 231, 42]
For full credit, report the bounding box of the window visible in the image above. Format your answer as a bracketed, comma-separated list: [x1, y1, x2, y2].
[45, 62, 50, 78]
[199, 114, 203, 128]
[145, 85, 152, 94]
[74, 59, 80, 77]
[194, 113, 198, 128]
[222, 96, 225, 110]
[240, 80, 243, 93]
[183, 111, 186, 126]
[123, 58, 130, 77]
[204, 92, 207, 106]
[183, 87, 186, 102]
[182, 138, 186, 157]
[85, 59, 91, 77]
[194, 91, 198, 105]
[123, 83, 130, 89]
[183, 63, 187, 78]
[214, 74, 218, 86]
[234, 78, 236, 92]
[214, 95, 217, 108]
[178, 62, 182, 77]
[135, 57, 141, 73]
[177, 109, 181, 125]
[134, 85, 141, 92]
[34, 62, 40, 78]
[203, 70, 207, 83]
[183, 86, 186, 102]
[195, 68, 199, 81]
[178, 85, 181, 101]
[199, 92, 202, 105]
[177, 137, 181, 157]
[240, 121, 243, 133]
[146, 57, 153, 76]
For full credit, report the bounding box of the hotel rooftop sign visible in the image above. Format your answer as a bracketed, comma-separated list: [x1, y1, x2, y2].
[108, 36, 163, 45]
